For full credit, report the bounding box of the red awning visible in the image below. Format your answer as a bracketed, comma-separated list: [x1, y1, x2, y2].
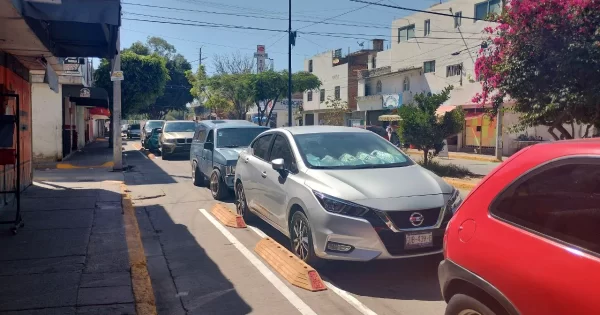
[89, 107, 110, 119]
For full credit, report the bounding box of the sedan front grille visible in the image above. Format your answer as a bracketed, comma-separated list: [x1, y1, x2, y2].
[385, 208, 442, 229]
[176, 138, 186, 144]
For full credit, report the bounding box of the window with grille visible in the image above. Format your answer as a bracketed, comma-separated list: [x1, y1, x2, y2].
[446, 64, 462, 77]
[454, 11, 462, 28]
[403, 77, 410, 91]
[334, 86, 341, 100]
[376, 80, 382, 93]
[424, 19, 431, 36]
[320, 89, 325, 102]
[307, 91, 313, 101]
[398, 25, 416, 42]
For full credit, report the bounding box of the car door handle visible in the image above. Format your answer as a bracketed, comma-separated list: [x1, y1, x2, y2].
[261, 171, 267, 178]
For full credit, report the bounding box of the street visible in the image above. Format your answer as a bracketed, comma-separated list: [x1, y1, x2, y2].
[122, 140, 446, 315]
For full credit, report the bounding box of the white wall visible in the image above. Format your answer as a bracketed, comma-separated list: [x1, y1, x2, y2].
[32, 83, 63, 163]
[76, 106, 85, 149]
[303, 51, 349, 111]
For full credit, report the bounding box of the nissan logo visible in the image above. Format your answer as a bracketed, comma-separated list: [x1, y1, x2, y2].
[409, 212, 424, 227]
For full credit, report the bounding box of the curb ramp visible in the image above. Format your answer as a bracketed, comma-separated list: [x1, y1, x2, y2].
[211, 203, 247, 228]
[255, 238, 327, 292]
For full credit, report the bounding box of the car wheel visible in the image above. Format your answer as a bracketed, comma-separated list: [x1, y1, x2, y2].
[192, 161, 204, 187]
[210, 170, 229, 200]
[445, 294, 499, 315]
[235, 181, 253, 221]
[161, 152, 170, 160]
[290, 211, 322, 266]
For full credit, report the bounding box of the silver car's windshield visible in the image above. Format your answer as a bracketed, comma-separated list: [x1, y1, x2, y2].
[217, 128, 268, 148]
[163, 122, 196, 133]
[145, 121, 163, 131]
[294, 132, 413, 169]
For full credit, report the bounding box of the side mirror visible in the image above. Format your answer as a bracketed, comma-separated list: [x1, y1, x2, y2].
[271, 158, 285, 171]
[204, 142, 214, 150]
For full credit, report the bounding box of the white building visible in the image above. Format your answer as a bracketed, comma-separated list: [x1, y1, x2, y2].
[246, 93, 303, 127]
[354, 0, 585, 155]
[302, 42, 382, 125]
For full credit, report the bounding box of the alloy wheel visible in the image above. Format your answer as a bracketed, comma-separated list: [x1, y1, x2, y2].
[210, 173, 219, 196]
[236, 183, 245, 216]
[292, 218, 309, 260]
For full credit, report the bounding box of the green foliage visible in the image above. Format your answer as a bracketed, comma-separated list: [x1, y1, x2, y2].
[321, 97, 350, 126]
[94, 51, 169, 117]
[125, 41, 150, 55]
[149, 53, 193, 119]
[146, 36, 176, 59]
[207, 73, 253, 119]
[290, 71, 321, 94]
[250, 71, 288, 126]
[398, 86, 464, 165]
[417, 159, 474, 179]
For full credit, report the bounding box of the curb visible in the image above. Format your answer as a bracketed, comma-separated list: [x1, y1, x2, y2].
[211, 203, 247, 228]
[121, 184, 157, 315]
[443, 177, 478, 190]
[132, 143, 157, 159]
[406, 149, 502, 163]
[56, 161, 114, 169]
[254, 237, 327, 292]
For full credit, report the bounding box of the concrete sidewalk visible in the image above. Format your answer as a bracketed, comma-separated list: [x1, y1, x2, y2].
[0, 146, 142, 314]
[36, 139, 115, 170]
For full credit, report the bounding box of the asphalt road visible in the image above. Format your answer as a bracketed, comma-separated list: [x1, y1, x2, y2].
[122, 141, 447, 315]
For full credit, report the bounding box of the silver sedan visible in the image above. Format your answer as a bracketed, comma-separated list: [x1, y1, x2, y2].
[234, 126, 462, 264]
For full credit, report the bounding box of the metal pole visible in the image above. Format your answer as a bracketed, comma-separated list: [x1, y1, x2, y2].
[287, 0, 293, 127]
[112, 30, 123, 170]
[495, 109, 503, 161]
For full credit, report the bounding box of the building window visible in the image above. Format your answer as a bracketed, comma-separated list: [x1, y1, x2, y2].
[446, 64, 462, 77]
[308, 60, 313, 72]
[424, 60, 436, 73]
[376, 80, 382, 93]
[320, 89, 325, 102]
[475, 0, 502, 21]
[424, 19, 431, 36]
[398, 25, 416, 42]
[307, 91, 313, 101]
[334, 86, 341, 100]
[365, 84, 371, 96]
[372, 55, 377, 69]
[454, 11, 462, 28]
[403, 77, 410, 92]
[490, 159, 600, 255]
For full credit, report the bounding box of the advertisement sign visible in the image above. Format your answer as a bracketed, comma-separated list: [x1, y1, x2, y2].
[383, 94, 403, 109]
[111, 71, 124, 81]
[79, 88, 90, 98]
[254, 45, 268, 73]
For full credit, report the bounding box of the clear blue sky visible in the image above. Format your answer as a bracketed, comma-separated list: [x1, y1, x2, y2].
[118, 0, 441, 74]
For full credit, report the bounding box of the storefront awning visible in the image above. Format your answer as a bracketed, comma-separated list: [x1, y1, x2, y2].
[89, 107, 110, 120]
[10, 0, 121, 58]
[64, 85, 110, 108]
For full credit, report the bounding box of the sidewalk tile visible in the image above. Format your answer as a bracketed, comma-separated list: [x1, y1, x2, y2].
[22, 209, 93, 230]
[0, 256, 85, 276]
[76, 303, 135, 315]
[77, 286, 134, 305]
[22, 197, 96, 212]
[0, 272, 80, 311]
[84, 253, 130, 274]
[0, 307, 76, 315]
[0, 228, 90, 261]
[80, 272, 131, 288]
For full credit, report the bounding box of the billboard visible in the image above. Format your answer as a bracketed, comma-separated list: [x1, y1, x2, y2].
[254, 45, 269, 73]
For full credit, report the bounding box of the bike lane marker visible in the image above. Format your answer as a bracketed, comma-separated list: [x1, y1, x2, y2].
[199, 208, 318, 315]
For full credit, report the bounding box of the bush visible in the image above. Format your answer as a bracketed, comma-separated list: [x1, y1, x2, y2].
[418, 160, 474, 178]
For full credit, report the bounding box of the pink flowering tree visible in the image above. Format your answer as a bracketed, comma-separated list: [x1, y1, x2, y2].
[473, 0, 600, 139]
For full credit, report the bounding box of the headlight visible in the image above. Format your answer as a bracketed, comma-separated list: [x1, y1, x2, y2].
[225, 165, 235, 176]
[446, 188, 462, 214]
[163, 138, 176, 144]
[313, 191, 370, 217]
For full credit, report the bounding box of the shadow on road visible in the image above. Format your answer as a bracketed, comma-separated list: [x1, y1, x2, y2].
[247, 215, 444, 302]
[135, 203, 253, 315]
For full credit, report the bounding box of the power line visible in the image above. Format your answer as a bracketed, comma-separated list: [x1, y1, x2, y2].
[349, 0, 483, 21]
[122, 18, 287, 33]
[297, 0, 384, 31]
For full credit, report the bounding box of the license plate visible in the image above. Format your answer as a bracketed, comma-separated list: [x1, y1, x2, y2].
[405, 232, 433, 249]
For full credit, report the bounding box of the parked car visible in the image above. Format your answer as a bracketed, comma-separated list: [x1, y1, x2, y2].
[439, 138, 600, 315]
[159, 120, 197, 160]
[190, 120, 269, 199]
[234, 126, 462, 264]
[127, 124, 141, 139]
[142, 120, 164, 146]
[144, 127, 162, 152]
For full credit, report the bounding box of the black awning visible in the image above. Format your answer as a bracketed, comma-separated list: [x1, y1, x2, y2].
[64, 85, 109, 108]
[11, 0, 120, 58]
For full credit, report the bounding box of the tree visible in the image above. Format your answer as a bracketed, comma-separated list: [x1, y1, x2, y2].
[125, 41, 150, 55]
[398, 86, 464, 165]
[149, 53, 193, 119]
[207, 73, 253, 119]
[146, 36, 176, 59]
[213, 52, 254, 75]
[249, 71, 321, 126]
[94, 51, 169, 117]
[473, 0, 600, 140]
[320, 97, 350, 126]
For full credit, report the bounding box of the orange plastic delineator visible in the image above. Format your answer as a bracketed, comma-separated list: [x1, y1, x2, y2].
[254, 237, 327, 292]
[211, 203, 247, 228]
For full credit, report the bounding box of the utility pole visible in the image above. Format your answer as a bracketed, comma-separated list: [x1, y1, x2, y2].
[199, 47, 202, 65]
[112, 31, 123, 170]
[287, 0, 293, 127]
[495, 109, 503, 161]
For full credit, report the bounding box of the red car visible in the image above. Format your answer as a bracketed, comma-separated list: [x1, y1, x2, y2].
[439, 138, 600, 315]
